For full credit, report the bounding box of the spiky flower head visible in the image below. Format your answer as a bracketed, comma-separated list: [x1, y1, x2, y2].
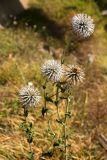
[41, 59, 63, 82]
[72, 14, 95, 38]
[64, 65, 85, 85]
[19, 82, 41, 107]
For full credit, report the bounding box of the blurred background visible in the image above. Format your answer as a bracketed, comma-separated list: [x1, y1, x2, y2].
[0, 0, 107, 160]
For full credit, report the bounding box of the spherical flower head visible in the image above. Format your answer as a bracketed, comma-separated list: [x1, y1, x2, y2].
[72, 14, 95, 38]
[64, 65, 85, 85]
[41, 59, 63, 82]
[19, 82, 41, 107]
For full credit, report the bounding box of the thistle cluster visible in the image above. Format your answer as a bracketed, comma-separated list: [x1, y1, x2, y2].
[40, 60, 85, 160]
[19, 59, 84, 159]
[19, 60, 85, 108]
[19, 12, 95, 108]
[41, 59, 85, 86]
[18, 13, 95, 160]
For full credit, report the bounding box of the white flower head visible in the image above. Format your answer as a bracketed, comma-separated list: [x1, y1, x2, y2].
[64, 65, 85, 85]
[41, 59, 63, 82]
[72, 14, 95, 38]
[19, 82, 41, 107]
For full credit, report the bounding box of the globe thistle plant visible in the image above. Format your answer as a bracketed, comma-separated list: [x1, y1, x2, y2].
[64, 65, 85, 85]
[19, 82, 41, 160]
[41, 59, 63, 82]
[19, 82, 41, 107]
[72, 14, 95, 38]
[17, 12, 95, 160]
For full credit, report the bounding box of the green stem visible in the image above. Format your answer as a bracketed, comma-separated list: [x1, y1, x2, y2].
[23, 107, 34, 160]
[29, 144, 34, 160]
[64, 98, 69, 160]
[43, 80, 47, 117]
[44, 87, 47, 109]
[29, 144, 32, 152]
[24, 107, 28, 121]
[49, 90, 61, 98]
[48, 120, 56, 138]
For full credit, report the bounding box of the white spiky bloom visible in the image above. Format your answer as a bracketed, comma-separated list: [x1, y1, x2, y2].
[41, 59, 63, 82]
[64, 65, 85, 85]
[72, 14, 95, 38]
[19, 82, 41, 107]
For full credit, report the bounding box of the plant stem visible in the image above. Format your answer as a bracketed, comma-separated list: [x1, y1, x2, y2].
[23, 107, 34, 160]
[64, 98, 69, 160]
[43, 81, 47, 108]
[43, 80, 47, 117]
[49, 90, 61, 98]
[48, 120, 56, 138]
[24, 106, 28, 122]
[29, 143, 34, 160]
